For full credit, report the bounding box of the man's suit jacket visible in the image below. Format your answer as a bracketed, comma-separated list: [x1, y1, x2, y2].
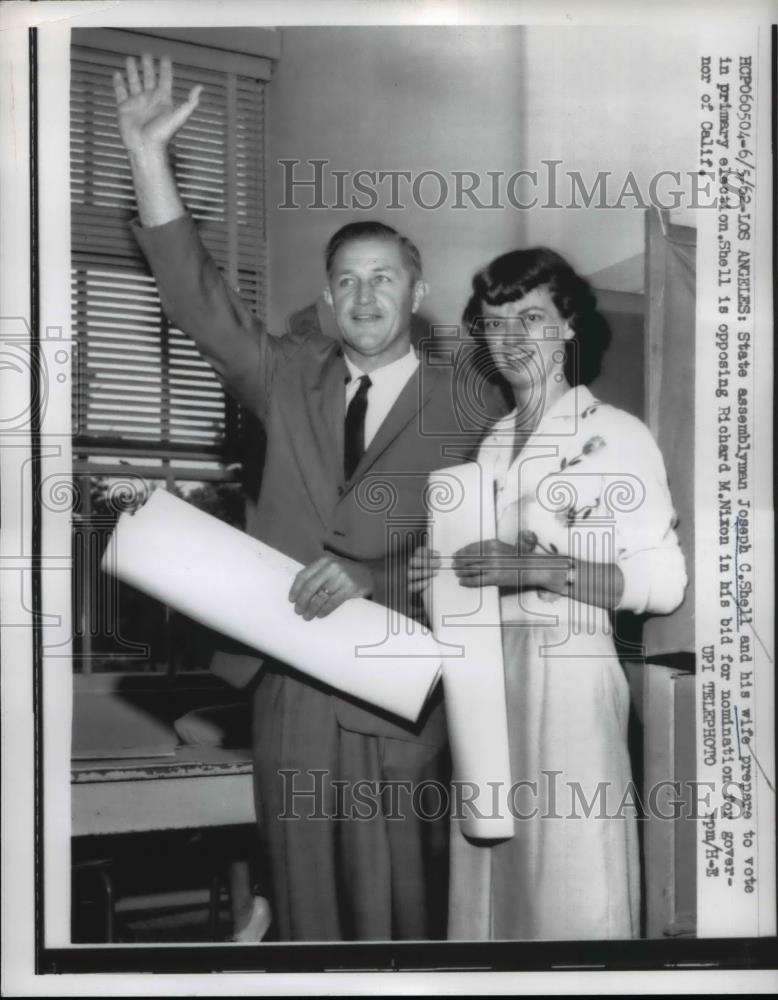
[134, 215, 505, 743]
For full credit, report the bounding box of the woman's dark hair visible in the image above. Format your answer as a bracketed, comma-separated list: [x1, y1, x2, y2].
[463, 247, 611, 386]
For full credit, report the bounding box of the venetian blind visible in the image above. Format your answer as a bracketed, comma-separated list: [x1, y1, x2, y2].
[70, 34, 268, 461]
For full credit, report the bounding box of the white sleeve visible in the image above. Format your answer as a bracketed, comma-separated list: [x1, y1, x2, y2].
[605, 412, 688, 616]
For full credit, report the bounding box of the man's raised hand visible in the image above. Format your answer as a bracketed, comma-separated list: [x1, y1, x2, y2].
[113, 54, 202, 157]
[112, 55, 197, 227]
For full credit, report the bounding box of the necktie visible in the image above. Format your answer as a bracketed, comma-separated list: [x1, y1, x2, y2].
[344, 374, 372, 480]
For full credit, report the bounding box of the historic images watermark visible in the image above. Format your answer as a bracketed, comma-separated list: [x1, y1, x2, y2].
[278, 769, 753, 824]
[278, 158, 721, 212]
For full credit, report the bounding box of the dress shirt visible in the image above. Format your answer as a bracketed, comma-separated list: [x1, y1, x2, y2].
[344, 348, 419, 449]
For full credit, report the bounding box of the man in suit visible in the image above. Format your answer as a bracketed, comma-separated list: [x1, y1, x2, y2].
[114, 54, 500, 941]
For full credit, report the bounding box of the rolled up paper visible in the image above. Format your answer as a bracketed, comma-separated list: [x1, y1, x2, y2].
[424, 462, 514, 840]
[101, 489, 441, 722]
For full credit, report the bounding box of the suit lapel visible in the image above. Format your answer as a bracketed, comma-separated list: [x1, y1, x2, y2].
[282, 347, 346, 526]
[320, 350, 346, 464]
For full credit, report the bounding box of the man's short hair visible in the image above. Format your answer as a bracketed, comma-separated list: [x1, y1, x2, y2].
[325, 221, 423, 284]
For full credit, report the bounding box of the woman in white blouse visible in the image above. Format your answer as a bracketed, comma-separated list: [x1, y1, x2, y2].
[410, 247, 688, 940]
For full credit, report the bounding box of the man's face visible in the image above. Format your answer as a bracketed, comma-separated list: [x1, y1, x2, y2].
[324, 237, 426, 371]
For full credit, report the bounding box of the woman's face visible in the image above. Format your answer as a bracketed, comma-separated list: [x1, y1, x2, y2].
[480, 285, 573, 394]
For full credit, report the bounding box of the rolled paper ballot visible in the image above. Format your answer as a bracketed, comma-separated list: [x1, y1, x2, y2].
[424, 462, 514, 840]
[101, 489, 441, 722]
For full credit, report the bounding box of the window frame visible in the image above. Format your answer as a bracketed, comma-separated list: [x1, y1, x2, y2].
[69, 28, 272, 675]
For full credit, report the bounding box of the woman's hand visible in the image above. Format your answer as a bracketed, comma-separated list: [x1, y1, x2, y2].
[114, 54, 202, 158]
[453, 534, 571, 592]
[454, 538, 625, 609]
[453, 538, 530, 589]
[453, 530, 540, 589]
[407, 545, 441, 595]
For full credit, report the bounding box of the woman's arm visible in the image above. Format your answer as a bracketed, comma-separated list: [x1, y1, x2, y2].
[606, 412, 688, 616]
[452, 540, 625, 610]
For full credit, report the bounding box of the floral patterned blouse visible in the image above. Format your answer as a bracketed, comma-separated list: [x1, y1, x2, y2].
[477, 384, 687, 619]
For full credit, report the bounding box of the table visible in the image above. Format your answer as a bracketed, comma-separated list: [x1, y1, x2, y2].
[72, 746, 255, 836]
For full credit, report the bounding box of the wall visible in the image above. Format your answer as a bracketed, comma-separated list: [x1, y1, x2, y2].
[264, 26, 695, 415]
[266, 26, 526, 331]
[519, 26, 698, 279]
[516, 26, 696, 415]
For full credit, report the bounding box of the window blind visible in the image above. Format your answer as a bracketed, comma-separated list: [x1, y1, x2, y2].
[70, 38, 267, 460]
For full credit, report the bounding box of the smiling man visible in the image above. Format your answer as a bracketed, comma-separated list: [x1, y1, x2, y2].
[113, 55, 503, 941]
[324, 224, 426, 368]
[284, 222, 430, 622]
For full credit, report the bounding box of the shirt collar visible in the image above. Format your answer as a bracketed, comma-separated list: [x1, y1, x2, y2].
[344, 347, 418, 386]
[544, 383, 598, 421]
[490, 384, 599, 434]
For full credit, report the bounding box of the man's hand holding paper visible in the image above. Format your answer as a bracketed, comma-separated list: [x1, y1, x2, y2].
[289, 554, 373, 620]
